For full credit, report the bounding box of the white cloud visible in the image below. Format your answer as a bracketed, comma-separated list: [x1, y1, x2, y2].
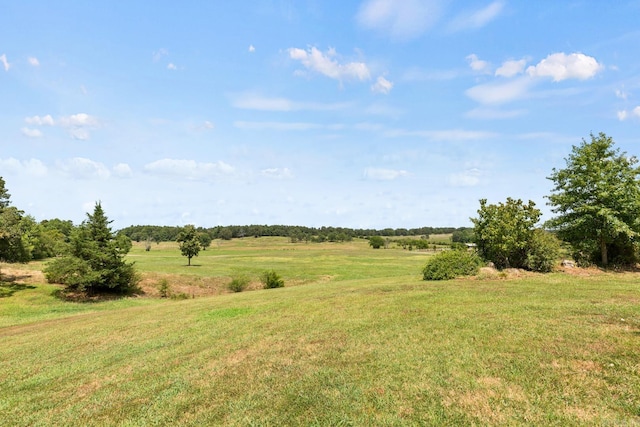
[465, 77, 533, 105]
[0, 158, 47, 176]
[618, 106, 640, 121]
[167, 63, 177, 70]
[385, 128, 497, 141]
[58, 113, 100, 140]
[0, 54, 10, 71]
[615, 89, 628, 99]
[495, 59, 527, 78]
[234, 121, 322, 131]
[153, 48, 169, 62]
[230, 93, 351, 112]
[21, 127, 43, 138]
[202, 120, 214, 129]
[28, 57, 40, 67]
[465, 108, 525, 119]
[364, 167, 409, 181]
[356, 0, 444, 41]
[248, 45, 256, 53]
[371, 76, 394, 94]
[261, 168, 294, 179]
[466, 54, 491, 73]
[144, 159, 235, 180]
[113, 163, 133, 178]
[288, 46, 370, 82]
[617, 110, 628, 121]
[25, 114, 55, 126]
[450, 168, 482, 187]
[58, 157, 111, 180]
[526, 52, 603, 81]
[449, 1, 505, 32]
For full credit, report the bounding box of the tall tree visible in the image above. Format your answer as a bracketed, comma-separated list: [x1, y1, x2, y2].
[0, 177, 30, 263]
[177, 225, 201, 266]
[546, 132, 640, 266]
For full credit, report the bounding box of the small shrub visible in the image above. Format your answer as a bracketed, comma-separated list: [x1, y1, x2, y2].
[158, 278, 170, 298]
[228, 275, 250, 293]
[170, 292, 190, 300]
[422, 250, 482, 281]
[525, 229, 561, 273]
[260, 270, 284, 289]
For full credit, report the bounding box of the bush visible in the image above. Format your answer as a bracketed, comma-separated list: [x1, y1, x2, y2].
[525, 229, 561, 272]
[260, 270, 284, 289]
[422, 250, 482, 281]
[369, 236, 385, 249]
[228, 275, 250, 292]
[158, 278, 170, 298]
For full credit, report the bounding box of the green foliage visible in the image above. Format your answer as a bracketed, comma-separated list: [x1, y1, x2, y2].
[422, 250, 482, 280]
[471, 198, 541, 270]
[546, 132, 640, 267]
[43, 203, 139, 294]
[260, 270, 284, 289]
[158, 278, 170, 298]
[176, 225, 202, 266]
[228, 274, 250, 292]
[368, 236, 385, 249]
[525, 229, 561, 273]
[198, 231, 212, 250]
[451, 228, 474, 243]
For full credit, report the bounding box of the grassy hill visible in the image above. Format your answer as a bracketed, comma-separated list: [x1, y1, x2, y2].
[1, 238, 639, 425]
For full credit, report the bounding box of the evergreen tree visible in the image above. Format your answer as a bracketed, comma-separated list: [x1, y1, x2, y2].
[44, 203, 138, 294]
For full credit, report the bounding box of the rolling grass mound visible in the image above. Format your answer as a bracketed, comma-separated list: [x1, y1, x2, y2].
[1, 239, 639, 425]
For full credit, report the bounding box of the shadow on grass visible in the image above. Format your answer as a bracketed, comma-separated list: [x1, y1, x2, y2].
[0, 282, 37, 298]
[51, 286, 145, 303]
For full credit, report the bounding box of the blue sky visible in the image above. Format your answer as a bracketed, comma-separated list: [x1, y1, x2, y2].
[2, 1, 640, 230]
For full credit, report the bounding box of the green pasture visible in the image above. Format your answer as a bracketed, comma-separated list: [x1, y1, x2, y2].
[1, 237, 639, 426]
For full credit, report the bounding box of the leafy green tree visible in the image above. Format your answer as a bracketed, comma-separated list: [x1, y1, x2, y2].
[546, 132, 640, 267]
[177, 225, 201, 266]
[0, 178, 30, 263]
[44, 202, 138, 294]
[369, 236, 385, 249]
[471, 198, 541, 270]
[452, 228, 474, 243]
[197, 231, 212, 250]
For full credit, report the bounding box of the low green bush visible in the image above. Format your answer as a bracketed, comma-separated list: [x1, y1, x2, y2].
[260, 270, 284, 289]
[228, 275, 250, 293]
[422, 250, 482, 281]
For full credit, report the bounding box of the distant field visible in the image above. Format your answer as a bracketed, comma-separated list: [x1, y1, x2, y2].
[1, 237, 639, 426]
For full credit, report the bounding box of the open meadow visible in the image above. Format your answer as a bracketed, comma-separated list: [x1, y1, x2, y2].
[1, 237, 639, 426]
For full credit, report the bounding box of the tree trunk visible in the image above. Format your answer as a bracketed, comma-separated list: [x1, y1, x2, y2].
[600, 235, 608, 266]
[188, 256, 191, 266]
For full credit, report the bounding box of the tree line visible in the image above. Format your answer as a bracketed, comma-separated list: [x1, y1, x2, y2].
[118, 224, 461, 244]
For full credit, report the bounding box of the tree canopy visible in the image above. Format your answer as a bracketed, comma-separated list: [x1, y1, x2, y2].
[177, 225, 201, 266]
[546, 132, 640, 266]
[44, 203, 138, 294]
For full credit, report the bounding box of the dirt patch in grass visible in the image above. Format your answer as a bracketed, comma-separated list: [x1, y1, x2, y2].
[0, 266, 45, 285]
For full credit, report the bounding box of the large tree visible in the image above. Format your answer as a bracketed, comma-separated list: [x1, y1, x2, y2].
[177, 225, 201, 266]
[0, 177, 30, 263]
[471, 198, 541, 270]
[44, 203, 138, 294]
[546, 132, 640, 266]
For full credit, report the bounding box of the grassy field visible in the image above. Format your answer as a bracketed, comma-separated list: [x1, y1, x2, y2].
[1, 237, 639, 426]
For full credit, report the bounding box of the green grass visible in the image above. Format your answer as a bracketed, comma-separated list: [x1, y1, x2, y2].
[1, 238, 639, 425]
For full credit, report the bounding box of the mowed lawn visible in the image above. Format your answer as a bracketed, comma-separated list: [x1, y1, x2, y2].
[1, 238, 639, 426]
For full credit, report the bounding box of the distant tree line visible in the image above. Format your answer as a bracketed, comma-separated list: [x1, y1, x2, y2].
[117, 224, 462, 243]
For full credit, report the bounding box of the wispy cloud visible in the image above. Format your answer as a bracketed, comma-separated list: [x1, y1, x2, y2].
[364, 167, 409, 181]
[465, 77, 533, 105]
[21, 127, 43, 138]
[449, 168, 482, 187]
[25, 115, 55, 126]
[0, 158, 48, 176]
[0, 54, 10, 71]
[144, 159, 235, 180]
[57, 157, 111, 180]
[466, 54, 491, 73]
[371, 76, 394, 94]
[356, 0, 444, 41]
[28, 56, 40, 67]
[385, 128, 497, 141]
[448, 1, 505, 32]
[230, 93, 351, 111]
[113, 163, 133, 178]
[288, 46, 370, 82]
[617, 106, 640, 121]
[261, 168, 294, 179]
[495, 59, 527, 78]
